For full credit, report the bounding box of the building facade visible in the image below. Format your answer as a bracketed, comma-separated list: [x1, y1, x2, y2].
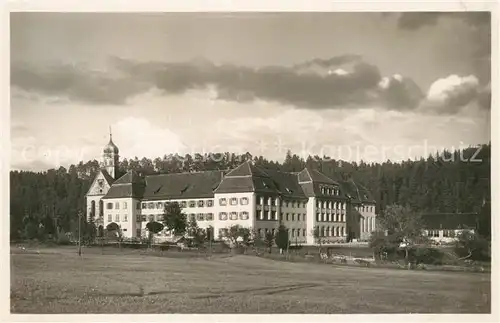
[422, 213, 479, 244]
[85, 135, 377, 244]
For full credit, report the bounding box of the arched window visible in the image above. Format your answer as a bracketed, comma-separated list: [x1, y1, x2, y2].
[99, 200, 104, 217]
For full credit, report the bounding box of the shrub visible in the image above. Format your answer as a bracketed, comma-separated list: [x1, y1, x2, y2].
[409, 247, 444, 265]
[454, 231, 490, 261]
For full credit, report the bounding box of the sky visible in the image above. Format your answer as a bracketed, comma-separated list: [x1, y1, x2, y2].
[10, 12, 491, 171]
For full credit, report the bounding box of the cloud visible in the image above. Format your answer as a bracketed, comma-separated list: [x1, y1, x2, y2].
[11, 55, 489, 115]
[420, 74, 490, 114]
[112, 117, 187, 159]
[396, 12, 490, 84]
[11, 62, 148, 105]
[12, 55, 430, 113]
[378, 74, 424, 111]
[397, 12, 490, 30]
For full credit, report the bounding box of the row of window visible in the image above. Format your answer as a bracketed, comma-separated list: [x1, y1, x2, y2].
[107, 214, 128, 222]
[320, 185, 340, 196]
[256, 228, 308, 238]
[219, 197, 249, 206]
[427, 230, 456, 238]
[316, 213, 345, 222]
[256, 197, 307, 208]
[357, 205, 375, 213]
[318, 226, 345, 237]
[316, 200, 346, 210]
[361, 217, 376, 233]
[219, 212, 250, 221]
[141, 199, 216, 210]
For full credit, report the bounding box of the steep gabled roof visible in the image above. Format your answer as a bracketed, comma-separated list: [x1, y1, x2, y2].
[338, 179, 376, 204]
[102, 170, 146, 199]
[101, 169, 115, 185]
[113, 170, 143, 185]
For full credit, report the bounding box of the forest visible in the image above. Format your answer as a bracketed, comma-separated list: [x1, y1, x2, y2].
[10, 143, 491, 241]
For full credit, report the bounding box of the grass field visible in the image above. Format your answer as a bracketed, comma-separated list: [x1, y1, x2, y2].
[10, 246, 490, 314]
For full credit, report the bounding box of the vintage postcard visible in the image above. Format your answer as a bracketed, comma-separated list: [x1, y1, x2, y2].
[4, 1, 497, 322]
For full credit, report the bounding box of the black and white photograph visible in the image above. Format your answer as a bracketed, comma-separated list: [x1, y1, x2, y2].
[6, 2, 496, 318]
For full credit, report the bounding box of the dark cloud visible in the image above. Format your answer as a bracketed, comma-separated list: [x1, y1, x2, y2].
[293, 54, 362, 69]
[11, 62, 148, 105]
[379, 77, 424, 111]
[10, 55, 448, 113]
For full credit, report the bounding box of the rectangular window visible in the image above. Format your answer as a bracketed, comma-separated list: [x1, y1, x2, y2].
[240, 197, 249, 205]
[219, 212, 228, 221]
[271, 198, 276, 206]
[189, 213, 196, 222]
[115, 214, 120, 222]
[316, 213, 320, 222]
[123, 202, 127, 209]
[240, 212, 249, 220]
[156, 202, 162, 209]
[198, 200, 205, 207]
[180, 201, 187, 208]
[291, 213, 295, 221]
[230, 212, 238, 220]
[136, 202, 141, 210]
[124, 214, 128, 222]
[148, 215, 154, 222]
[141, 202, 147, 209]
[291, 229, 295, 237]
[286, 213, 289, 221]
[207, 200, 214, 207]
[219, 198, 227, 206]
[107, 203, 113, 210]
[115, 202, 120, 209]
[141, 215, 146, 222]
[107, 214, 112, 222]
[197, 213, 204, 221]
[303, 229, 306, 236]
[156, 214, 162, 222]
[256, 210, 262, 220]
[206, 213, 214, 221]
[230, 197, 238, 205]
[189, 200, 196, 208]
[271, 211, 276, 220]
[148, 202, 154, 209]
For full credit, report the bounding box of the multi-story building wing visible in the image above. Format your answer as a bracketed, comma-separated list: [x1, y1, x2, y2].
[86, 134, 378, 244]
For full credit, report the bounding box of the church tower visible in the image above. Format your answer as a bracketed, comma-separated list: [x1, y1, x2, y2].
[102, 127, 119, 178]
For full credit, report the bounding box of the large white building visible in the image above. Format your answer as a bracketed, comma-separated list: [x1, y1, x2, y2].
[86, 134, 377, 244]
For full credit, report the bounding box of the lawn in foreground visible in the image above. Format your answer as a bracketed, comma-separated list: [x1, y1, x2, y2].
[10, 247, 490, 314]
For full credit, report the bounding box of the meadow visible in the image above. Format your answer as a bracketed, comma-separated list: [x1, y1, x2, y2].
[10, 245, 490, 314]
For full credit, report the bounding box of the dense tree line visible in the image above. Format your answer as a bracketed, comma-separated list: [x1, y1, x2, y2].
[10, 144, 490, 241]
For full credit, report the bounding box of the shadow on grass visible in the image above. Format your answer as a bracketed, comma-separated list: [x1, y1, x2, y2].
[89, 282, 321, 300]
[192, 282, 321, 299]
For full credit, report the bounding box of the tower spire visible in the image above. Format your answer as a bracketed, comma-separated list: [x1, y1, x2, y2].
[109, 126, 112, 141]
